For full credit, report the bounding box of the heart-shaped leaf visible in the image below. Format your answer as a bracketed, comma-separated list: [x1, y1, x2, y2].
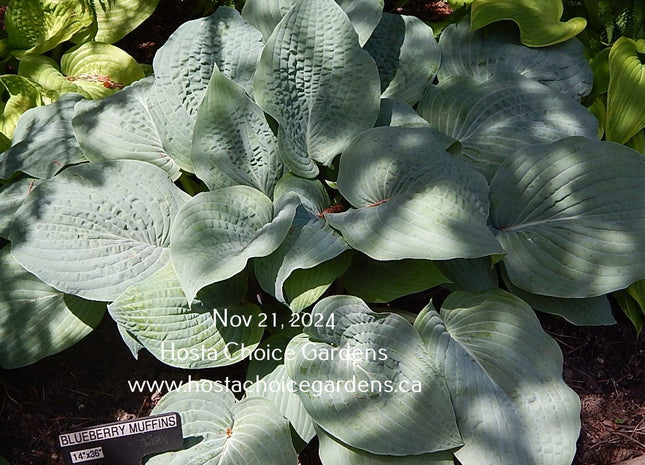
[11, 160, 189, 301]
[490, 136, 645, 298]
[0, 75, 49, 140]
[285, 295, 462, 455]
[253, 0, 381, 178]
[415, 290, 580, 465]
[92, 0, 160, 43]
[435, 257, 499, 292]
[325, 126, 503, 261]
[0, 179, 42, 239]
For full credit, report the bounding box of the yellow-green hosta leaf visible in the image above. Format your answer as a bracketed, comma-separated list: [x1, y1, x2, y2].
[626, 130, 645, 154]
[614, 290, 644, 336]
[606, 37, 645, 144]
[0, 246, 105, 368]
[285, 295, 462, 455]
[93, 0, 160, 43]
[149, 381, 298, 465]
[0, 75, 49, 140]
[108, 263, 263, 368]
[5, 0, 95, 57]
[415, 290, 580, 465]
[470, 0, 586, 47]
[61, 42, 145, 99]
[19, 55, 93, 99]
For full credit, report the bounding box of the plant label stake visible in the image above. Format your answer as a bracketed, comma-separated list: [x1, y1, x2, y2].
[58, 412, 183, 465]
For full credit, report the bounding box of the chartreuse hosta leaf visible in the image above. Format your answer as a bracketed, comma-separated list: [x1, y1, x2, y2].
[10, 160, 190, 301]
[148, 380, 298, 465]
[0, 93, 85, 180]
[365, 13, 440, 105]
[92, 0, 160, 43]
[0, 75, 49, 140]
[316, 427, 454, 465]
[149, 7, 264, 172]
[418, 73, 598, 180]
[490, 137, 645, 298]
[192, 69, 282, 195]
[470, 0, 587, 47]
[341, 255, 450, 303]
[19, 56, 93, 99]
[242, 0, 382, 46]
[108, 263, 263, 368]
[72, 77, 181, 180]
[286, 295, 462, 455]
[171, 186, 299, 304]
[5, 0, 94, 57]
[0, 179, 42, 239]
[438, 17, 592, 100]
[254, 174, 349, 307]
[500, 270, 615, 326]
[0, 246, 105, 368]
[254, 0, 381, 178]
[606, 37, 645, 144]
[415, 290, 580, 465]
[325, 126, 503, 261]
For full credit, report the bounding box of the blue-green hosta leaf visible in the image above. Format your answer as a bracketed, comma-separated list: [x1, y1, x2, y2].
[470, 0, 587, 47]
[253, 0, 381, 178]
[149, 381, 298, 465]
[0, 93, 85, 180]
[60, 42, 145, 99]
[171, 186, 298, 304]
[285, 295, 462, 455]
[149, 7, 264, 172]
[0, 246, 105, 368]
[438, 17, 592, 100]
[192, 69, 282, 195]
[5, 0, 94, 57]
[0, 75, 50, 140]
[317, 428, 455, 465]
[606, 37, 645, 144]
[415, 290, 580, 465]
[108, 263, 262, 368]
[365, 13, 440, 105]
[341, 255, 450, 303]
[435, 257, 499, 291]
[254, 175, 348, 306]
[325, 127, 503, 261]
[501, 270, 616, 326]
[242, 0, 382, 46]
[10, 160, 189, 301]
[72, 77, 181, 180]
[93, 0, 160, 43]
[375, 98, 432, 128]
[418, 73, 598, 180]
[490, 137, 645, 298]
[0, 179, 42, 239]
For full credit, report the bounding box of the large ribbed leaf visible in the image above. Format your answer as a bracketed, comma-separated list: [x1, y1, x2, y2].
[0, 93, 85, 180]
[490, 137, 645, 298]
[171, 186, 298, 304]
[285, 295, 462, 455]
[242, 0, 382, 46]
[317, 428, 454, 465]
[253, 0, 381, 178]
[149, 7, 264, 171]
[0, 75, 49, 140]
[192, 69, 282, 195]
[438, 18, 592, 100]
[149, 381, 298, 465]
[418, 73, 598, 180]
[11, 160, 189, 301]
[435, 257, 499, 292]
[0, 179, 42, 239]
[415, 290, 580, 465]
[19, 56, 93, 99]
[364, 13, 440, 105]
[93, 0, 160, 43]
[254, 175, 348, 306]
[108, 263, 262, 368]
[72, 77, 181, 180]
[0, 246, 105, 368]
[375, 98, 432, 129]
[5, 0, 94, 57]
[470, 0, 586, 47]
[325, 127, 503, 261]
[606, 37, 645, 144]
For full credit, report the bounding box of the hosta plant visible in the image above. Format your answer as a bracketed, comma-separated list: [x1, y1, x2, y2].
[2, 0, 645, 463]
